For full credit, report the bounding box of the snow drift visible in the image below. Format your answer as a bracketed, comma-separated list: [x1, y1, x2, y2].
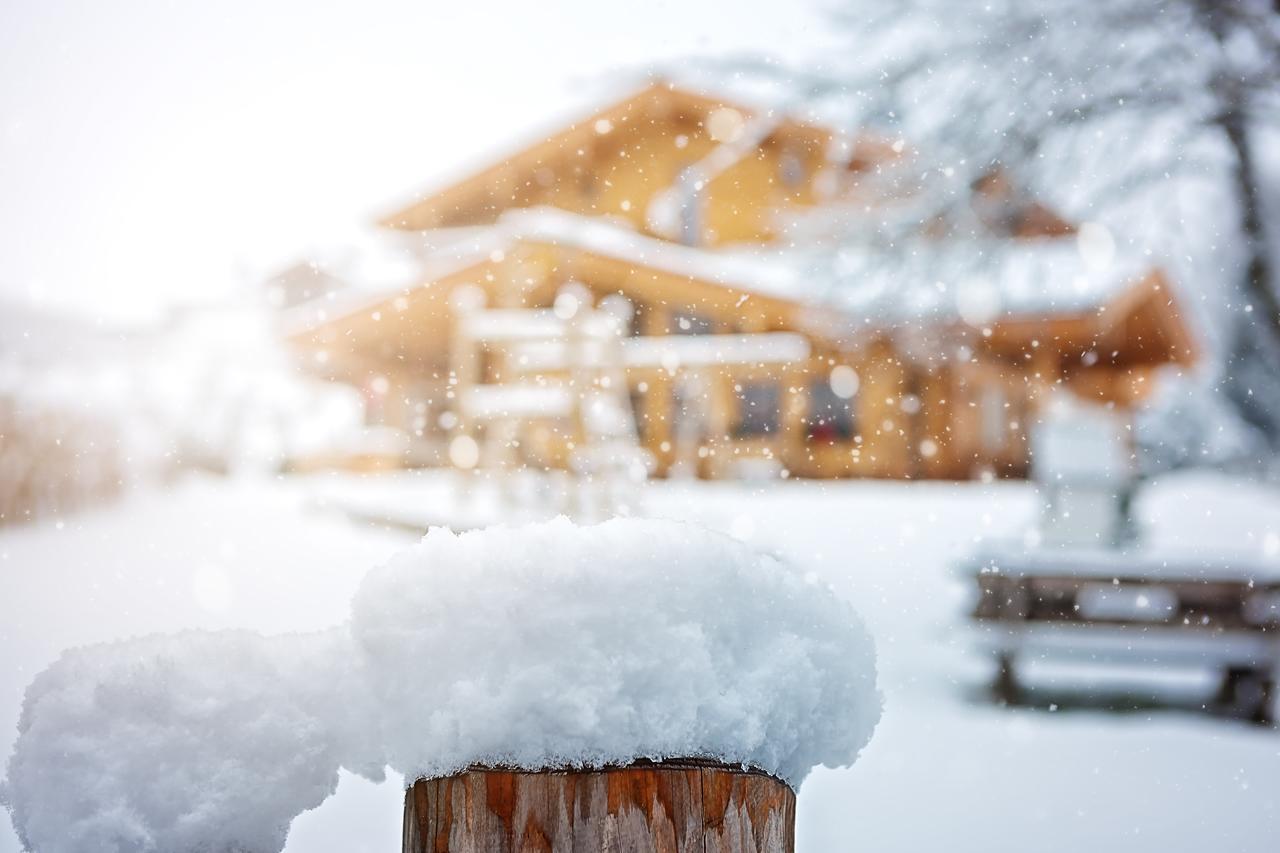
[2, 518, 880, 852]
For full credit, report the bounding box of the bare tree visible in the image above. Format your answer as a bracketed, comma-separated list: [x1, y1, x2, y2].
[720, 0, 1280, 455]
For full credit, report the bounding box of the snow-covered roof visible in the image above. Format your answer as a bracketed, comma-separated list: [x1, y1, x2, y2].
[660, 66, 856, 132]
[278, 226, 505, 336]
[301, 222, 502, 294]
[376, 75, 838, 228]
[504, 207, 808, 297]
[503, 207, 1146, 327]
[825, 238, 1150, 327]
[286, 205, 1151, 339]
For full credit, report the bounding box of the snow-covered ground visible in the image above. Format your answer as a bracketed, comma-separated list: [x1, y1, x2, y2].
[2, 472, 1278, 851]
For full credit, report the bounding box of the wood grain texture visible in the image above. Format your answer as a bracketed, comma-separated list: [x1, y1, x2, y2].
[403, 760, 795, 853]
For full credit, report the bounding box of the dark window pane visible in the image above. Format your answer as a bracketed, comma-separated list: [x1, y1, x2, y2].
[670, 310, 713, 335]
[807, 380, 854, 442]
[734, 382, 780, 438]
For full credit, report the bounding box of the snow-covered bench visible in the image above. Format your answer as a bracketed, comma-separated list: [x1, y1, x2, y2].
[960, 545, 1280, 723]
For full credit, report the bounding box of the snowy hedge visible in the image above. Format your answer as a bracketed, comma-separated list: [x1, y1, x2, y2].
[0, 392, 128, 527]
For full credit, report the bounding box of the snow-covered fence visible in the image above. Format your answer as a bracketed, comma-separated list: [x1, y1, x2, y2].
[447, 284, 653, 520]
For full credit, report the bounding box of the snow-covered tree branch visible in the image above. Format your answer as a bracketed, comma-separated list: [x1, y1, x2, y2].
[716, 0, 1280, 461]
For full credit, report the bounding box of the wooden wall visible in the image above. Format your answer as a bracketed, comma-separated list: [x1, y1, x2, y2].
[382, 84, 835, 247]
[289, 240, 1191, 481]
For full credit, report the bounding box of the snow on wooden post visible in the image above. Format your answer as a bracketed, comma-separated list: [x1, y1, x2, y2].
[403, 760, 795, 853]
[366, 518, 878, 853]
[5, 519, 878, 853]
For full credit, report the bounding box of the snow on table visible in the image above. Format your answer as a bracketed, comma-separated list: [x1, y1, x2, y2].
[961, 542, 1280, 584]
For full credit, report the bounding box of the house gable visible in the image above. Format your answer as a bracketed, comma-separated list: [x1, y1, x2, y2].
[378, 81, 838, 246]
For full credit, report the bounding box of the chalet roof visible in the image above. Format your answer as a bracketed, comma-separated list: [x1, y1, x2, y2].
[503, 207, 807, 296]
[277, 226, 503, 337]
[823, 238, 1152, 327]
[376, 77, 839, 231]
[509, 207, 1147, 323]
[285, 206, 1156, 342]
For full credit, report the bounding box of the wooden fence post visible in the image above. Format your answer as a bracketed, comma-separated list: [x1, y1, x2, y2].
[403, 759, 795, 853]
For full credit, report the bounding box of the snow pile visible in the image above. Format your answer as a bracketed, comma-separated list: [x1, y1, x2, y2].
[353, 518, 880, 784]
[3, 518, 881, 851]
[1, 630, 371, 853]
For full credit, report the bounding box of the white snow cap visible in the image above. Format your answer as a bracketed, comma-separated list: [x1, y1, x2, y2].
[2, 629, 373, 853]
[3, 518, 880, 852]
[353, 517, 881, 785]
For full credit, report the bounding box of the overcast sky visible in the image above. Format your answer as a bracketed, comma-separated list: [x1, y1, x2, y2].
[0, 0, 834, 322]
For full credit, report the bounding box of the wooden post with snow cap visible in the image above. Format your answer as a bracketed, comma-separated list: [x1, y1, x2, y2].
[403, 758, 795, 853]
[378, 518, 878, 853]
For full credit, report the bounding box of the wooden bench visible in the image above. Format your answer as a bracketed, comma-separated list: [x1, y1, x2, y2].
[961, 547, 1280, 723]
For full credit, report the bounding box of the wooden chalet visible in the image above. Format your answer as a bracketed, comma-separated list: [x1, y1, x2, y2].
[281, 80, 1196, 480]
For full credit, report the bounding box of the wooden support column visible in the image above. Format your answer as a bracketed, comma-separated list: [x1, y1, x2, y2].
[638, 303, 674, 475]
[704, 368, 735, 477]
[779, 367, 809, 477]
[447, 286, 487, 458]
[1030, 345, 1061, 404]
[403, 760, 795, 853]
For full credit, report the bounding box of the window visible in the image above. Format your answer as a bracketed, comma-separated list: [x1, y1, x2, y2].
[807, 380, 855, 442]
[670, 309, 713, 335]
[577, 165, 597, 199]
[628, 299, 648, 337]
[779, 151, 806, 189]
[980, 386, 1007, 454]
[629, 388, 649, 443]
[734, 382, 780, 438]
[676, 166, 702, 246]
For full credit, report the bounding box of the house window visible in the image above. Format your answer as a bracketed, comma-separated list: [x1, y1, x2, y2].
[779, 151, 806, 189]
[676, 166, 702, 246]
[734, 382, 780, 438]
[980, 386, 1007, 454]
[630, 388, 649, 442]
[628, 299, 649, 337]
[578, 167, 597, 200]
[670, 309, 713, 335]
[807, 380, 855, 442]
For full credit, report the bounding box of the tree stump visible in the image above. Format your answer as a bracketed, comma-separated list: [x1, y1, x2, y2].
[402, 759, 795, 852]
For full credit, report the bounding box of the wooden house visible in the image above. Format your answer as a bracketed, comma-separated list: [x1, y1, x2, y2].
[281, 80, 1196, 480]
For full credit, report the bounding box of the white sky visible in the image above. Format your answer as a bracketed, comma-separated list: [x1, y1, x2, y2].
[0, 0, 833, 322]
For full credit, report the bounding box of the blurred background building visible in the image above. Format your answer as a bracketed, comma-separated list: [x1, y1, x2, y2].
[276, 80, 1197, 482]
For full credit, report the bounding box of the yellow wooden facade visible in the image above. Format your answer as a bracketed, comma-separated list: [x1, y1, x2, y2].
[381, 83, 835, 246]
[285, 81, 1197, 480]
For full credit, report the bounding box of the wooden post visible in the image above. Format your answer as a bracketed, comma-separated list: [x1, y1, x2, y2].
[403, 759, 795, 853]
